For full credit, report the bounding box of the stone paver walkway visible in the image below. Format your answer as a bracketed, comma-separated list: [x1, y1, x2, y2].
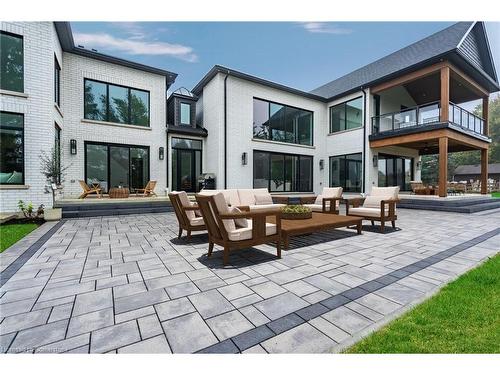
[0, 208, 498, 353]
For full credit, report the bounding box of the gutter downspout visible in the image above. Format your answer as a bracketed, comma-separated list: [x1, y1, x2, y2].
[361, 87, 367, 193]
[223, 73, 229, 189]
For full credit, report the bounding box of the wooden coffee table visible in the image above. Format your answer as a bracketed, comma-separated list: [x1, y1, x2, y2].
[108, 187, 130, 199]
[267, 212, 363, 249]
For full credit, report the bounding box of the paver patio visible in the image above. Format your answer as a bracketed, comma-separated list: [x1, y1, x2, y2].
[0, 207, 498, 353]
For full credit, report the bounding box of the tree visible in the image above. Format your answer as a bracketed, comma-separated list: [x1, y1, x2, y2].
[40, 147, 69, 206]
[421, 94, 500, 181]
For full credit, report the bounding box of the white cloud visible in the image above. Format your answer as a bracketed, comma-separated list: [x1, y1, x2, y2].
[301, 22, 352, 35]
[73, 32, 198, 62]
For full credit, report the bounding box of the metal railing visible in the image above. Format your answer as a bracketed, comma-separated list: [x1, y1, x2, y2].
[448, 102, 484, 135]
[371, 101, 485, 136]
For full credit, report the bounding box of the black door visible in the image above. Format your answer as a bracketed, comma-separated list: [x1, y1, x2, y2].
[176, 149, 196, 192]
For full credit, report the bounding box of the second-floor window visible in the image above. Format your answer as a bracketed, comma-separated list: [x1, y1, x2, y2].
[1, 31, 24, 93]
[180, 102, 191, 125]
[54, 56, 61, 106]
[253, 98, 313, 146]
[84, 79, 150, 127]
[329, 97, 363, 133]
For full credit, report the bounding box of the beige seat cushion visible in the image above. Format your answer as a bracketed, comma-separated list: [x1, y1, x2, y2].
[173, 191, 196, 220]
[249, 203, 284, 211]
[303, 203, 332, 212]
[238, 189, 257, 206]
[322, 187, 343, 198]
[254, 192, 273, 205]
[227, 220, 277, 241]
[212, 193, 236, 232]
[189, 217, 205, 226]
[370, 186, 400, 199]
[349, 207, 389, 218]
[222, 189, 241, 206]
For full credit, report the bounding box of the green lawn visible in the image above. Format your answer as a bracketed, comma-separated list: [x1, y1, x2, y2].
[0, 222, 39, 253]
[492, 192, 500, 198]
[346, 254, 500, 353]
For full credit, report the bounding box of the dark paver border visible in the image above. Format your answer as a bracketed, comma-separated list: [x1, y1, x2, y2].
[197, 227, 500, 353]
[0, 220, 66, 288]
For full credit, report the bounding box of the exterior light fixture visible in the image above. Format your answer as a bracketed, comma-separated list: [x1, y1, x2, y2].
[241, 152, 248, 166]
[372, 154, 378, 167]
[159, 147, 164, 160]
[70, 139, 77, 155]
[416, 161, 422, 170]
[319, 159, 324, 170]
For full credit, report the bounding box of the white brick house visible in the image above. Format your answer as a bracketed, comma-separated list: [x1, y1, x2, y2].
[1, 21, 498, 214]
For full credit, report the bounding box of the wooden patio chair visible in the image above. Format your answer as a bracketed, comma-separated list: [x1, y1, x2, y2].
[168, 191, 206, 240]
[78, 180, 102, 199]
[300, 187, 343, 214]
[195, 192, 282, 266]
[136, 180, 157, 197]
[345, 186, 400, 233]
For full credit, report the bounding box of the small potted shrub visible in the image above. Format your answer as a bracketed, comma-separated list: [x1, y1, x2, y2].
[280, 204, 312, 220]
[40, 147, 69, 221]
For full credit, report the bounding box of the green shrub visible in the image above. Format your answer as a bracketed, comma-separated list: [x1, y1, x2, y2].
[281, 205, 312, 214]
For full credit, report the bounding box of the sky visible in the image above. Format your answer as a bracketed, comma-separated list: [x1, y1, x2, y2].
[71, 22, 500, 95]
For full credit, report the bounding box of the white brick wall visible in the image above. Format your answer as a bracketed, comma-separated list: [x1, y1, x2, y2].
[0, 22, 60, 212]
[60, 53, 168, 198]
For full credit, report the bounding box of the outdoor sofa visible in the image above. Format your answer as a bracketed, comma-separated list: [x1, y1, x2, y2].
[198, 188, 286, 211]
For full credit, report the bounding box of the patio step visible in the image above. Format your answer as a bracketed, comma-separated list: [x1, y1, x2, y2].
[57, 200, 173, 218]
[399, 197, 500, 213]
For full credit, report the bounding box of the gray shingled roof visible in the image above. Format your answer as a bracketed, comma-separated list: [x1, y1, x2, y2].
[454, 163, 500, 175]
[310, 22, 474, 99]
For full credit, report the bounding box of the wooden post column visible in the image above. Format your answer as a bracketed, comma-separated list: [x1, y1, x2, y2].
[438, 137, 448, 197]
[483, 96, 489, 137]
[481, 148, 488, 194]
[440, 67, 450, 123]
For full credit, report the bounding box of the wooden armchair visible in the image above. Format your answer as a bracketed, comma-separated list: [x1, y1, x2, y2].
[195, 193, 282, 266]
[300, 187, 343, 214]
[169, 191, 206, 240]
[345, 186, 400, 233]
[136, 180, 157, 197]
[78, 180, 102, 199]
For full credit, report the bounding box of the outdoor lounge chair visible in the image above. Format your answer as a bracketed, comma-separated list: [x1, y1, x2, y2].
[299, 187, 343, 214]
[169, 191, 206, 240]
[78, 180, 102, 199]
[136, 180, 157, 197]
[344, 186, 400, 233]
[195, 192, 282, 266]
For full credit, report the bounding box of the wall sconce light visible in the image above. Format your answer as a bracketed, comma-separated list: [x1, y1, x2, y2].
[319, 159, 324, 170]
[372, 154, 378, 167]
[241, 152, 248, 166]
[416, 161, 422, 170]
[159, 147, 164, 160]
[70, 139, 77, 155]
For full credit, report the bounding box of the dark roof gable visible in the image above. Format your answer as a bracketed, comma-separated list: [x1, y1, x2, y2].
[311, 22, 499, 100]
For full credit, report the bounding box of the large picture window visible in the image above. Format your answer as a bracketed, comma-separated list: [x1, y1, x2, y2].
[253, 98, 313, 146]
[253, 151, 313, 192]
[1, 32, 24, 93]
[0, 112, 24, 185]
[329, 153, 362, 192]
[84, 79, 150, 127]
[329, 97, 363, 133]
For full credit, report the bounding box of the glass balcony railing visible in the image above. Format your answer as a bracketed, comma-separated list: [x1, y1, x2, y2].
[448, 102, 484, 135]
[371, 101, 485, 137]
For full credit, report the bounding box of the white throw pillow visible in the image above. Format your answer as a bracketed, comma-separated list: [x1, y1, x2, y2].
[363, 195, 384, 208]
[254, 193, 273, 205]
[230, 207, 248, 228]
[314, 195, 323, 204]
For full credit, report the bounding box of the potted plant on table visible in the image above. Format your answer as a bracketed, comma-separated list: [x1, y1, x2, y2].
[280, 205, 312, 220]
[40, 147, 69, 221]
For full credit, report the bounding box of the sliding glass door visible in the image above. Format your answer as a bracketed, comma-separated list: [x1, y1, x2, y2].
[85, 142, 149, 193]
[329, 153, 362, 192]
[378, 154, 413, 191]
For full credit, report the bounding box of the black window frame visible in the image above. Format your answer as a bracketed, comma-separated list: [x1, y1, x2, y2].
[329, 152, 363, 193]
[54, 55, 61, 106]
[84, 141, 150, 193]
[253, 150, 313, 193]
[329, 96, 363, 134]
[0, 111, 25, 185]
[54, 123, 61, 184]
[83, 78, 150, 127]
[0, 31, 24, 93]
[253, 97, 314, 146]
